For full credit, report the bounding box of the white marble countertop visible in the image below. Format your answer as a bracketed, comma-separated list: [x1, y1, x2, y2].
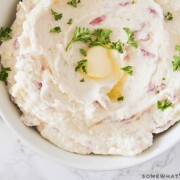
[0, 116, 180, 180]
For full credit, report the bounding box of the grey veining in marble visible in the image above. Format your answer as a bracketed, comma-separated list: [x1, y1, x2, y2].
[0, 117, 180, 180]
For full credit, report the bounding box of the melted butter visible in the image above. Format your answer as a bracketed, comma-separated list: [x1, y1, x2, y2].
[107, 50, 127, 100]
[107, 74, 127, 100]
[79, 46, 127, 100]
[85, 46, 114, 79]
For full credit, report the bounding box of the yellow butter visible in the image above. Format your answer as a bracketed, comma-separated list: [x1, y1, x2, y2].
[86, 46, 114, 79]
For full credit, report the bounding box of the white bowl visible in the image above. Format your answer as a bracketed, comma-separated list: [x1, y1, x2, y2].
[0, 0, 180, 171]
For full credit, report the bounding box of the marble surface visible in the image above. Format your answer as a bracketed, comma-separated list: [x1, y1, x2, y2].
[0, 116, 180, 180]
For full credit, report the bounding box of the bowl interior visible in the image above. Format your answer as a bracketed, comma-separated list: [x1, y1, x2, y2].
[0, 0, 180, 170]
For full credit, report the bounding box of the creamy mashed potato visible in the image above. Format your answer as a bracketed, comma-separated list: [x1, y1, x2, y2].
[0, 0, 180, 156]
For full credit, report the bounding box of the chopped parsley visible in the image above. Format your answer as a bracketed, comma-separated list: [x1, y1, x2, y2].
[172, 55, 180, 71]
[175, 45, 180, 51]
[0, 27, 12, 42]
[67, 0, 81, 8]
[172, 45, 180, 71]
[66, 27, 139, 53]
[157, 99, 173, 111]
[0, 67, 11, 81]
[132, 0, 136, 4]
[67, 18, 73, 25]
[111, 40, 124, 53]
[75, 60, 87, 74]
[89, 28, 112, 48]
[80, 78, 85, 82]
[66, 27, 91, 51]
[50, 26, 61, 33]
[117, 96, 124, 101]
[155, 90, 160, 94]
[121, 66, 133, 76]
[123, 27, 138, 48]
[80, 48, 87, 57]
[51, 9, 63, 21]
[165, 12, 173, 21]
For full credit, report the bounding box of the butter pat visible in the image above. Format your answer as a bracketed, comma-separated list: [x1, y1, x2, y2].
[86, 46, 114, 79]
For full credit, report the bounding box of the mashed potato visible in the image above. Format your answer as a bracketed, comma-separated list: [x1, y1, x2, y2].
[0, 0, 180, 155]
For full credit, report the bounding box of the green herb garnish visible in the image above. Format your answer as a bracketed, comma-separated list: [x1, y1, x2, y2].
[175, 45, 180, 51]
[165, 12, 173, 21]
[66, 27, 91, 51]
[50, 26, 61, 33]
[111, 40, 124, 53]
[80, 48, 87, 57]
[0, 27, 12, 42]
[123, 27, 138, 48]
[132, 0, 136, 4]
[172, 45, 180, 71]
[67, 0, 81, 8]
[51, 9, 62, 21]
[157, 99, 173, 111]
[75, 60, 87, 74]
[155, 90, 160, 94]
[67, 18, 73, 25]
[89, 28, 112, 48]
[172, 55, 180, 71]
[80, 78, 85, 82]
[117, 96, 124, 101]
[121, 66, 133, 76]
[0, 67, 11, 81]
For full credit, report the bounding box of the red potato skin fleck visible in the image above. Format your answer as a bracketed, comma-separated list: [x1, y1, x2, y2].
[149, 8, 158, 16]
[20, 54, 29, 59]
[119, 1, 130, 7]
[34, 81, 43, 90]
[134, 29, 141, 34]
[147, 84, 157, 93]
[89, 15, 106, 26]
[41, 65, 45, 71]
[87, 140, 93, 145]
[13, 38, 19, 49]
[37, 82, 42, 90]
[141, 49, 156, 58]
[159, 84, 166, 91]
[147, 83, 167, 94]
[156, 120, 171, 129]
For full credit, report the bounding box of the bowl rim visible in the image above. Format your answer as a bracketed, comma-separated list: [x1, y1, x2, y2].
[0, 82, 180, 170]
